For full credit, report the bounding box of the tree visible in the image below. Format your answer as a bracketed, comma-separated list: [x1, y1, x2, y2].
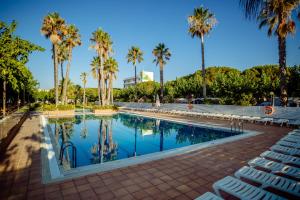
[126, 46, 143, 85]
[152, 43, 171, 102]
[104, 57, 119, 104]
[240, 0, 300, 106]
[188, 6, 216, 98]
[41, 12, 67, 107]
[61, 24, 81, 104]
[90, 28, 113, 106]
[90, 56, 101, 105]
[0, 20, 43, 116]
[56, 42, 68, 96]
[80, 72, 88, 106]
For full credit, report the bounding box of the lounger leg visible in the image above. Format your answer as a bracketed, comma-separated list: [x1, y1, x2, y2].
[212, 185, 221, 197]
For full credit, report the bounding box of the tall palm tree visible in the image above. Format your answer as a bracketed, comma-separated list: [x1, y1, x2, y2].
[80, 72, 88, 106]
[240, 0, 300, 106]
[90, 28, 113, 106]
[41, 12, 67, 106]
[153, 43, 171, 102]
[188, 7, 216, 99]
[62, 24, 81, 104]
[56, 42, 68, 96]
[90, 56, 101, 105]
[104, 57, 119, 104]
[126, 46, 143, 85]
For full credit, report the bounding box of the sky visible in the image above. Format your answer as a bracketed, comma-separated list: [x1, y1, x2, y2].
[1, 0, 299, 89]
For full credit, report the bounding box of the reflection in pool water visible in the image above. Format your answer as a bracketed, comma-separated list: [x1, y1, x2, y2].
[47, 113, 241, 169]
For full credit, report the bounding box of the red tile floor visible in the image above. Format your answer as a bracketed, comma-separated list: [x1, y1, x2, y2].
[0, 112, 293, 200]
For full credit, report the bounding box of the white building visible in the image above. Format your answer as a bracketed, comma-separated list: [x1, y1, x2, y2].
[123, 71, 154, 88]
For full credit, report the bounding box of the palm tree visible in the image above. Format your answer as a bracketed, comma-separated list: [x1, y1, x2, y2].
[56, 42, 68, 96]
[188, 7, 216, 99]
[126, 46, 143, 85]
[152, 43, 171, 102]
[62, 24, 81, 104]
[90, 56, 101, 105]
[90, 28, 113, 106]
[80, 72, 88, 106]
[104, 57, 119, 104]
[240, 0, 300, 106]
[41, 12, 67, 106]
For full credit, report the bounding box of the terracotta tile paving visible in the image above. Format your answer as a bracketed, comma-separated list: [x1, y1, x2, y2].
[0, 112, 294, 200]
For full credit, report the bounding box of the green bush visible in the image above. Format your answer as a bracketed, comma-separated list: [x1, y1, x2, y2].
[92, 105, 119, 111]
[42, 104, 75, 111]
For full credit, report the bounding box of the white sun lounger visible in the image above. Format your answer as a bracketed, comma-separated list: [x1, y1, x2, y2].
[288, 120, 300, 126]
[288, 131, 300, 138]
[288, 131, 300, 137]
[271, 144, 300, 156]
[235, 166, 300, 197]
[194, 192, 223, 200]
[281, 135, 300, 143]
[213, 176, 286, 200]
[248, 157, 300, 179]
[261, 151, 300, 166]
[258, 117, 274, 125]
[277, 140, 300, 149]
[273, 119, 289, 126]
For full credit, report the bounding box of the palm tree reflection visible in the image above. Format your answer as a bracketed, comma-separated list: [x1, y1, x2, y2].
[80, 114, 88, 138]
[90, 118, 117, 164]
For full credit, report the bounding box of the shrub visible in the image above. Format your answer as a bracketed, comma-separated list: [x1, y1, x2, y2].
[42, 104, 75, 111]
[92, 105, 119, 111]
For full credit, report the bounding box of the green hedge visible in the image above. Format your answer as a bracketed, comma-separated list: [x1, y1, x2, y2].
[92, 105, 118, 111]
[42, 104, 75, 111]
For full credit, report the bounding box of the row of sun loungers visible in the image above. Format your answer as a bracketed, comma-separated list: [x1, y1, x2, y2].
[195, 129, 300, 200]
[122, 105, 297, 127]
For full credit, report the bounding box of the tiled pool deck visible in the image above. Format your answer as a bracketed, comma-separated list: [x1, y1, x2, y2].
[0, 112, 293, 200]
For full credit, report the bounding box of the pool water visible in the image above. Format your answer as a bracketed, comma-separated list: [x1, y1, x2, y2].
[47, 113, 242, 169]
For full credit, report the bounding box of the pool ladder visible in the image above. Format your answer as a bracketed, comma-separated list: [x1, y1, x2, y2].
[59, 141, 77, 168]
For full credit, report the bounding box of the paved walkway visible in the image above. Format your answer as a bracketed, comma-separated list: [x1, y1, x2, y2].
[0, 113, 292, 200]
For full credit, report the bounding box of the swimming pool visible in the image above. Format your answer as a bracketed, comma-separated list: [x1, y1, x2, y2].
[42, 112, 258, 182]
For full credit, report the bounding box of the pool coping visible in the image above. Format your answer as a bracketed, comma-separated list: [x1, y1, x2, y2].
[40, 113, 261, 184]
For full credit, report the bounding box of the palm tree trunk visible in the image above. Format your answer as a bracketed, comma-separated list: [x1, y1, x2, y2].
[278, 35, 287, 107]
[97, 69, 101, 106]
[111, 89, 114, 105]
[53, 44, 59, 107]
[99, 51, 106, 106]
[159, 63, 164, 102]
[2, 80, 6, 117]
[104, 79, 107, 104]
[107, 76, 111, 105]
[60, 62, 64, 97]
[83, 83, 86, 106]
[111, 76, 114, 104]
[134, 64, 137, 85]
[201, 35, 206, 99]
[62, 48, 72, 105]
[17, 93, 19, 110]
[23, 87, 25, 105]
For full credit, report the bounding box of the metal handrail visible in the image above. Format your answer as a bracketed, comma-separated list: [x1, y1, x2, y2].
[59, 141, 77, 168]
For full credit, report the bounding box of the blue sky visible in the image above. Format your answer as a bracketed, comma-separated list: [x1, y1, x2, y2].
[1, 0, 299, 89]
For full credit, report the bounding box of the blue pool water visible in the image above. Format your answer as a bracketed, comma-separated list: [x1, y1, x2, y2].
[47, 113, 242, 169]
